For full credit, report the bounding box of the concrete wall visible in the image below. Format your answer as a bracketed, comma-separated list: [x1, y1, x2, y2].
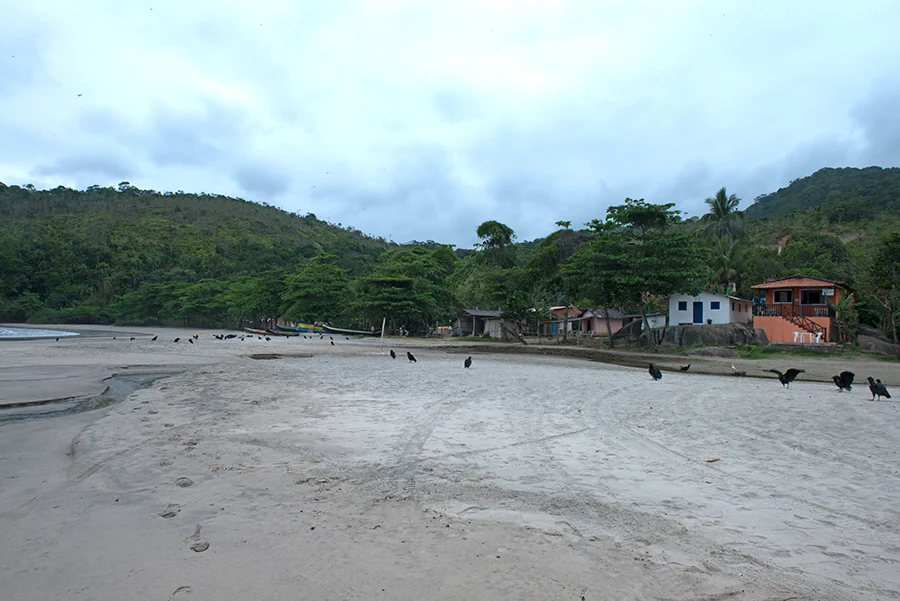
[752, 315, 830, 343]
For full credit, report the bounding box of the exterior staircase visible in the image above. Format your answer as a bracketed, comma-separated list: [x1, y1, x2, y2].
[767, 304, 827, 340]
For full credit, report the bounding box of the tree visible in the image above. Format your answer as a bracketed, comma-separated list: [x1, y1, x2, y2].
[867, 232, 900, 342]
[354, 246, 457, 334]
[702, 187, 743, 240]
[562, 225, 631, 347]
[475, 220, 517, 268]
[601, 198, 705, 340]
[282, 255, 352, 324]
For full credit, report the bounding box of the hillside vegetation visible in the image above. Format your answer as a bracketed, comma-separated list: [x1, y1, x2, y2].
[1, 167, 898, 342]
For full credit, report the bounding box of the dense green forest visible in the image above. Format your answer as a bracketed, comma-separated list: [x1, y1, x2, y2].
[1, 167, 899, 342]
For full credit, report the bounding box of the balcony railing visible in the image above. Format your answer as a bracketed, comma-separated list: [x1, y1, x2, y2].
[754, 304, 832, 318]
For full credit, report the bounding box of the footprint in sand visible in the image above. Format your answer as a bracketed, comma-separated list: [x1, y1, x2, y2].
[160, 504, 181, 519]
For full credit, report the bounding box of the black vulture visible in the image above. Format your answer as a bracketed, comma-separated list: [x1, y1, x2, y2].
[649, 363, 662, 380]
[832, 371, 855, 392]
[151, 335, 158, 341]
[193, 334, 198, 339]
[265, 336, 271, 342]
[867, 377, 891, 401]
[113, 336, 117, 340]
[330, 340, 335, 346]
[407, 351, 417, 363]
[464, 356, 472, 369]
[174, 337, 180, 343]
[188, 338, 194, 344]
[130, 336, 135, 341]
[390, 349, 396, 359]
[680, 364, 691, 371]
[55, 337, 59, 342]
[765, 368, 804, 388]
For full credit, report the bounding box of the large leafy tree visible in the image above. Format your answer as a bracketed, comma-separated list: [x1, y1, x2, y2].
[562, 224, 631, 347]
[354, 246, 457, 334]
[599, 198, 705, 337]
[281, 254, 353, 325]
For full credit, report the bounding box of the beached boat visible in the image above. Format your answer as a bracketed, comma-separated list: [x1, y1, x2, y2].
[274, 323, 323, 334]
[321, 324, 379, 336]
[266, 328, 298, 337]
[243, 327, 268, 335]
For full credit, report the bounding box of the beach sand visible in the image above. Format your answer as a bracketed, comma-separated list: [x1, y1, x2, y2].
[2, 325, 899, 600]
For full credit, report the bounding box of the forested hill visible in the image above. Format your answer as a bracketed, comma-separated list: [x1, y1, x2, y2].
[0, 182, 392, 274]
[745, 166, 900, 221]
[0, 182, 395, 323]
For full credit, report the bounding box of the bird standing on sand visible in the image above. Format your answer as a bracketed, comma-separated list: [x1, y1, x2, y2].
[188, 338, 194, 344]
[407, 351, 417, 363]
[867, 377, 891, 401]
[330, 340, 334, 346]
[765, 368, 804, 388]
[265, 336, 271, 342]
[390, 349, 396, 359]
[464, 356, 472, 369]
[151, 335, 158, 341]
[193, 334, 198, 339]
[680, 364, 691, 371]
[130, 336, 135, 341]
[649, 364, 662, 380]
[832, 371, 855, 392]
[173, 337, 180, 343]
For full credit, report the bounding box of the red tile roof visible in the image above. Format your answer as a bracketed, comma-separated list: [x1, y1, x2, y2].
[751, 274, 849, 290]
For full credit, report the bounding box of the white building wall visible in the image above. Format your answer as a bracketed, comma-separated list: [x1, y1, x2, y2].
[669, 291, 739, 325]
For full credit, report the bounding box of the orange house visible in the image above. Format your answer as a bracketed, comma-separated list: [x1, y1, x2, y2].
[751, 274, 851, 343]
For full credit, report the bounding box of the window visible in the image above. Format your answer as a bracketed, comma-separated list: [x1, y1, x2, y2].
[800, 289, 824, 305]
[678, 301, 687, 311]
[731, 301, 735, 311]
[711, 301, 720, 310]
[774, 290, 793, 303]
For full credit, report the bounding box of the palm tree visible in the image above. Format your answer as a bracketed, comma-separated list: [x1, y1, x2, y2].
[703, 187, 743, 240]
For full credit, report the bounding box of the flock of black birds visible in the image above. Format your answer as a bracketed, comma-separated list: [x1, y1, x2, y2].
[652, 363, 892, 401]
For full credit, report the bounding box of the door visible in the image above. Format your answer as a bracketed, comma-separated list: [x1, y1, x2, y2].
[693, 301, 703, 324]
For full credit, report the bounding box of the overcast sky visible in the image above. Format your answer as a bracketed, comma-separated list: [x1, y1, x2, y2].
[2, 1, 899, 246]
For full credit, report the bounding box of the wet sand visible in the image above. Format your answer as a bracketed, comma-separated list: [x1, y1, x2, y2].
[1, 326, 899, 600]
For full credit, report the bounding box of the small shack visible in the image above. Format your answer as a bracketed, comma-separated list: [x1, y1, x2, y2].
[452, 309, 502, 338]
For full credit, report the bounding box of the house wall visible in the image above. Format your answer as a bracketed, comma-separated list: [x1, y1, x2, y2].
[727, 298, 753, 324]
[585, 316, 624, 334]
[753, 315, 830, 343]
[669, 292, 741, 325]
[484, 318, 502, 338]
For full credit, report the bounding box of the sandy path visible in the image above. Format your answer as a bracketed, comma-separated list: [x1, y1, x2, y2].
[1, 330, 899, 600]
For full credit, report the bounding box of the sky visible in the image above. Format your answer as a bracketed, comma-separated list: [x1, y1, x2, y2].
[2, 1, 899, 247]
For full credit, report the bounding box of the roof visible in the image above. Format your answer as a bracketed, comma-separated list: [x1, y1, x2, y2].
[751, 274, 850, 290]
[581, 308, 626, 319]
[671, 290, 752, 302]
[460, 309, 501, 318]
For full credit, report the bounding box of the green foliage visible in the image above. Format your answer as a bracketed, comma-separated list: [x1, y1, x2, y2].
[702, 187, 744, 240]
[281, 255, 352, 324]
[353, 246, 458, 333]
[0, 183, 393, 324]
[746, 167, 900, 221]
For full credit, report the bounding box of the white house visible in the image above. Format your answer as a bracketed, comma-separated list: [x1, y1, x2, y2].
[668, 291, 753, 326]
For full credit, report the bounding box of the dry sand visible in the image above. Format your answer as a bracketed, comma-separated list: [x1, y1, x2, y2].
[2, 325, 900, 600]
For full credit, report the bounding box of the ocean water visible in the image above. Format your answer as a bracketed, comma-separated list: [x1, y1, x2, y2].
[0, 327, 80, 339]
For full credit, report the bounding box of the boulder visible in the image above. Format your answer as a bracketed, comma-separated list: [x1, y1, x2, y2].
[686, 346, 740, 358]
[658, 323, 767, 347]
[857, 334, 900, 357]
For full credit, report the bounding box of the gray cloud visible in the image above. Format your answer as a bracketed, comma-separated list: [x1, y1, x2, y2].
[1, 1, 899, 246]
